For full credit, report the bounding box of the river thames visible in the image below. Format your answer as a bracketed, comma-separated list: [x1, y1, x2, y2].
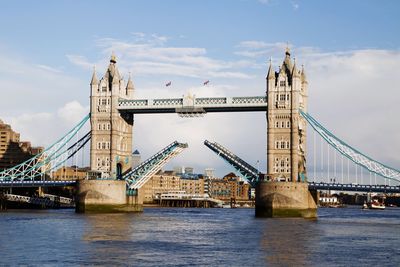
[0, 206, 399, 266]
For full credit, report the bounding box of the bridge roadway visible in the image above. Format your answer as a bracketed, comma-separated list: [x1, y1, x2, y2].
[118, 96, 268, 114]
[1, 180, 399, 193]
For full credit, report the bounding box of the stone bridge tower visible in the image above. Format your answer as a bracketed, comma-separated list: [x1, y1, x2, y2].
[256, 49, 316, 218]
[266, 48, 308, 182]
[89, 54, 134, 179]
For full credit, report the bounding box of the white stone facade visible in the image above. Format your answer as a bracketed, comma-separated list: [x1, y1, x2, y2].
[90, 54, 134, 178]
[266, 49, 308, 182]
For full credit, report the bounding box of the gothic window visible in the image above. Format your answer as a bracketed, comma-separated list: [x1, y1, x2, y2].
[275, 141, 279, 149]
[281, 142, 285, 149]
[107, 124, 110, 130]
[281, 121, 285, 128]
[97, 143, 101, 149]
[280, 94, 285, 101]
[98, 124, 101, 130]
[280, 80, 285, 87]
[102, 86, 107, 92]
[286, 141, 290, 149]
[276, 121, 279, 128]
[276, 95, 279, 101]
[102, 143, 106, 149]
[102, 124, 106, 130]
[101, 99, 107, 105]
[287, 121, 290, 128]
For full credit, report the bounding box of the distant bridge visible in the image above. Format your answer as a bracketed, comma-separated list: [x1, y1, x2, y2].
[2, 180, 399, 194]
[0, 180, 76, 188]
[308, 182, 400, 194]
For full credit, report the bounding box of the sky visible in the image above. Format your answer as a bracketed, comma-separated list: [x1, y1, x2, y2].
[0, 0, 399, 179]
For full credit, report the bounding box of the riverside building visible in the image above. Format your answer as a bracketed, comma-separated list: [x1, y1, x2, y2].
[0, 119, 43, 171]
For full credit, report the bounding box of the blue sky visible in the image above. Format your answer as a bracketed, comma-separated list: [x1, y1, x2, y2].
[1, 0, 399, 179]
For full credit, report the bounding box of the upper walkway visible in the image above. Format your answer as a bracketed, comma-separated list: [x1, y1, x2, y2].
[118, 95, 267, 114]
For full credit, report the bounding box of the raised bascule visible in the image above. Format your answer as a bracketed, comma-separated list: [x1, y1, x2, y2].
[2, 49, 400, 216]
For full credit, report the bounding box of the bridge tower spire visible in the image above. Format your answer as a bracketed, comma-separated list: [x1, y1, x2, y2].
[89, 53, 134, 179]
[266, 51, 308, 182]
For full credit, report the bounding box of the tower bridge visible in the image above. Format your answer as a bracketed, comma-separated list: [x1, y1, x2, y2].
[1, 49, 400, 216]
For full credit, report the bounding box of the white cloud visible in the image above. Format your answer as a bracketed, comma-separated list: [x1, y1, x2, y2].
[291, 1, 299, 10]
[0, 48, 87, 118]
[57, 101, 89, 126]
[65, 55, 93, 70]
[68, 34, 254, 79]
[235, 41, 288, 59]
[3, 101, 90, 148]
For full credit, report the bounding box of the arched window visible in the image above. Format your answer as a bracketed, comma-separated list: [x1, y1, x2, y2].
[276, 121, 279, 128]
[275, 141, 279, 149]
[281, 142, 285, 149]
[286, 141, 290, 149]
[281, 121, 285, 128]
[287, 121, 290, 128]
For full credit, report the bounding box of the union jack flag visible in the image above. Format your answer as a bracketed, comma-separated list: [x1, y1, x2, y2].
[203, 80, 210, 86]
[165, 81, 172, 87]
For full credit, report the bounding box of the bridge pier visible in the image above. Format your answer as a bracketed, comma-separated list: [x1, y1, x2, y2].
[255, 181, 317, 218]
[75, 180, 143, 213]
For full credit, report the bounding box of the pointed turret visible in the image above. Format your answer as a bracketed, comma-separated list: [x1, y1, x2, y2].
[126, 72, 134, 98]
[301, 65, 307, 83]
[266, 59, 275, 80]
[105, 53, 121, 88]
[126, 75, 134, 89]
[281, 46, 292, 75]
[90, 66, 98, 85]
[292, 59, 300, 78]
